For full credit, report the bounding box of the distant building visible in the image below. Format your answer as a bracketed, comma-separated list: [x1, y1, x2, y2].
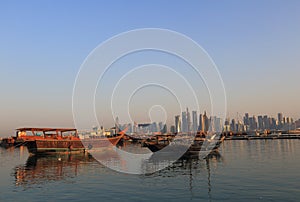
[215, 117, 222, 132]
[161, 124, 167, 134]
[175, 115, 181, 133]
[138, 123, 151, 134]
[252, 115, 258, 130]
[170, 125, 176, 133]
[263, 115, 269, 130]
[244, 113, 249, 126]
[230, 119, 236, 132]
[271, 118, 277, 130]
[224, 118, 230, 132]
[192, 111, 198, 132]
[186, 108, 191, 132]
[204, 111, 209, 132]
[210, 116, 222, 132]
[295, 119, 300, 129]
[278, 113, 283, 129]
[127, 123, 132, 133]
[258, 116, 263, 130]
[158, 122, 163, 132]
[182, 111, 187, 132]
[199, 114, 204, 132]
[198, 111, 209, 132]
[150, 122, 158, 133]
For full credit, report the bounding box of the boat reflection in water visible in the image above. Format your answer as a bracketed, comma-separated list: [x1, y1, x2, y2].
[146, 150, 223, 174]
[14, 145, 222, 192]
[146, 150, 223, 200]
[14, 153, 96, 187]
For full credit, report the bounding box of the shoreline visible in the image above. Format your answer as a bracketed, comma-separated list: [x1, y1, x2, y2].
[224, 134, 300, 140]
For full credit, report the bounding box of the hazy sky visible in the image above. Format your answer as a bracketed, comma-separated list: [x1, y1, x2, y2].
[0, 1, 300, 136]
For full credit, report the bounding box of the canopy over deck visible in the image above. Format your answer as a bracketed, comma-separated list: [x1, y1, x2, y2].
[16, 128, 77, 133]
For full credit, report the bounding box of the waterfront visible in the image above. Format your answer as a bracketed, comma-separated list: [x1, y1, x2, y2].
[0, 139, 300, 201]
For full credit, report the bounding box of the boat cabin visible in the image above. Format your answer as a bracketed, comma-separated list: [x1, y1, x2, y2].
[16, 128, 78, 140]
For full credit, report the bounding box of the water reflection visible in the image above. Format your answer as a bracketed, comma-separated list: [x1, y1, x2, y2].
[13, 148, 223, 193]
[151, 151, 222, 174]
[145, 151, 223, 200]
[145, 150, 222, 174]
[4, 140, 300, 201]
[13, 153, 95, 187]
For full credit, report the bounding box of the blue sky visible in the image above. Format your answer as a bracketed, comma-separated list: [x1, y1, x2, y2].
[0, 1, 299, 135]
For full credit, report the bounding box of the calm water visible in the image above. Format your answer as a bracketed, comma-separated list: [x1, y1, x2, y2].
[0, 139, 300, 201]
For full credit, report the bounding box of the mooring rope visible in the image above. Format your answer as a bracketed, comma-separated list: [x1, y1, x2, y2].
[13, 141, 27, 148]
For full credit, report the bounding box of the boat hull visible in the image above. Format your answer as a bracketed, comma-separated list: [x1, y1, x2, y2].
[144, 141, 205, 154]
[143, 136, 225, 158]
[26, 139, 85, 154]
[81, 134, 124, 150]
[0, 137, 15, 148]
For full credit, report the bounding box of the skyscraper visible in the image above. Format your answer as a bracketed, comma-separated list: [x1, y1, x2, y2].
[258, 116, 263, 130]
[252, 115, 258, 130]
[150, 122, 158, 133]
[161, 124, 167, 134]
[199, 114, 204, 132]
[278, 113, 283, 129]
[175, 115, 181, 133]
[204, 111, 209, 132]
[186, 108, 191, 132]
[271, 118, 277, 130]
[224, 118, 230, 132]
[230, 119, 236, 132]
[263, 115, 269, 130]
[210, 116, 216, 132]
[158, 122, 163, 132]
[182, 111, 187, 132]
[192, 111, 198, 132]
[244, 113, 249, 126]
[170, 125, 176, 133]
[214, 117, 222, 132]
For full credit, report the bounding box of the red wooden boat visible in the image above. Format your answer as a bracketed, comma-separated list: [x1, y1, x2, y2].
[80, 128, 127, 151]
[143, 134, 225, 157]
[18, 127, 125, 155]
[17, 128, 85, 154]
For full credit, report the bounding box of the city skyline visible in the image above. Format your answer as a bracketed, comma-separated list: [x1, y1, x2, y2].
[92, 109, 300, 135]
[1, 1, 300, 136]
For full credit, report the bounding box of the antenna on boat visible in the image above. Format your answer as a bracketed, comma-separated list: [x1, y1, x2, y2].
[115, 116, 119, 135]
